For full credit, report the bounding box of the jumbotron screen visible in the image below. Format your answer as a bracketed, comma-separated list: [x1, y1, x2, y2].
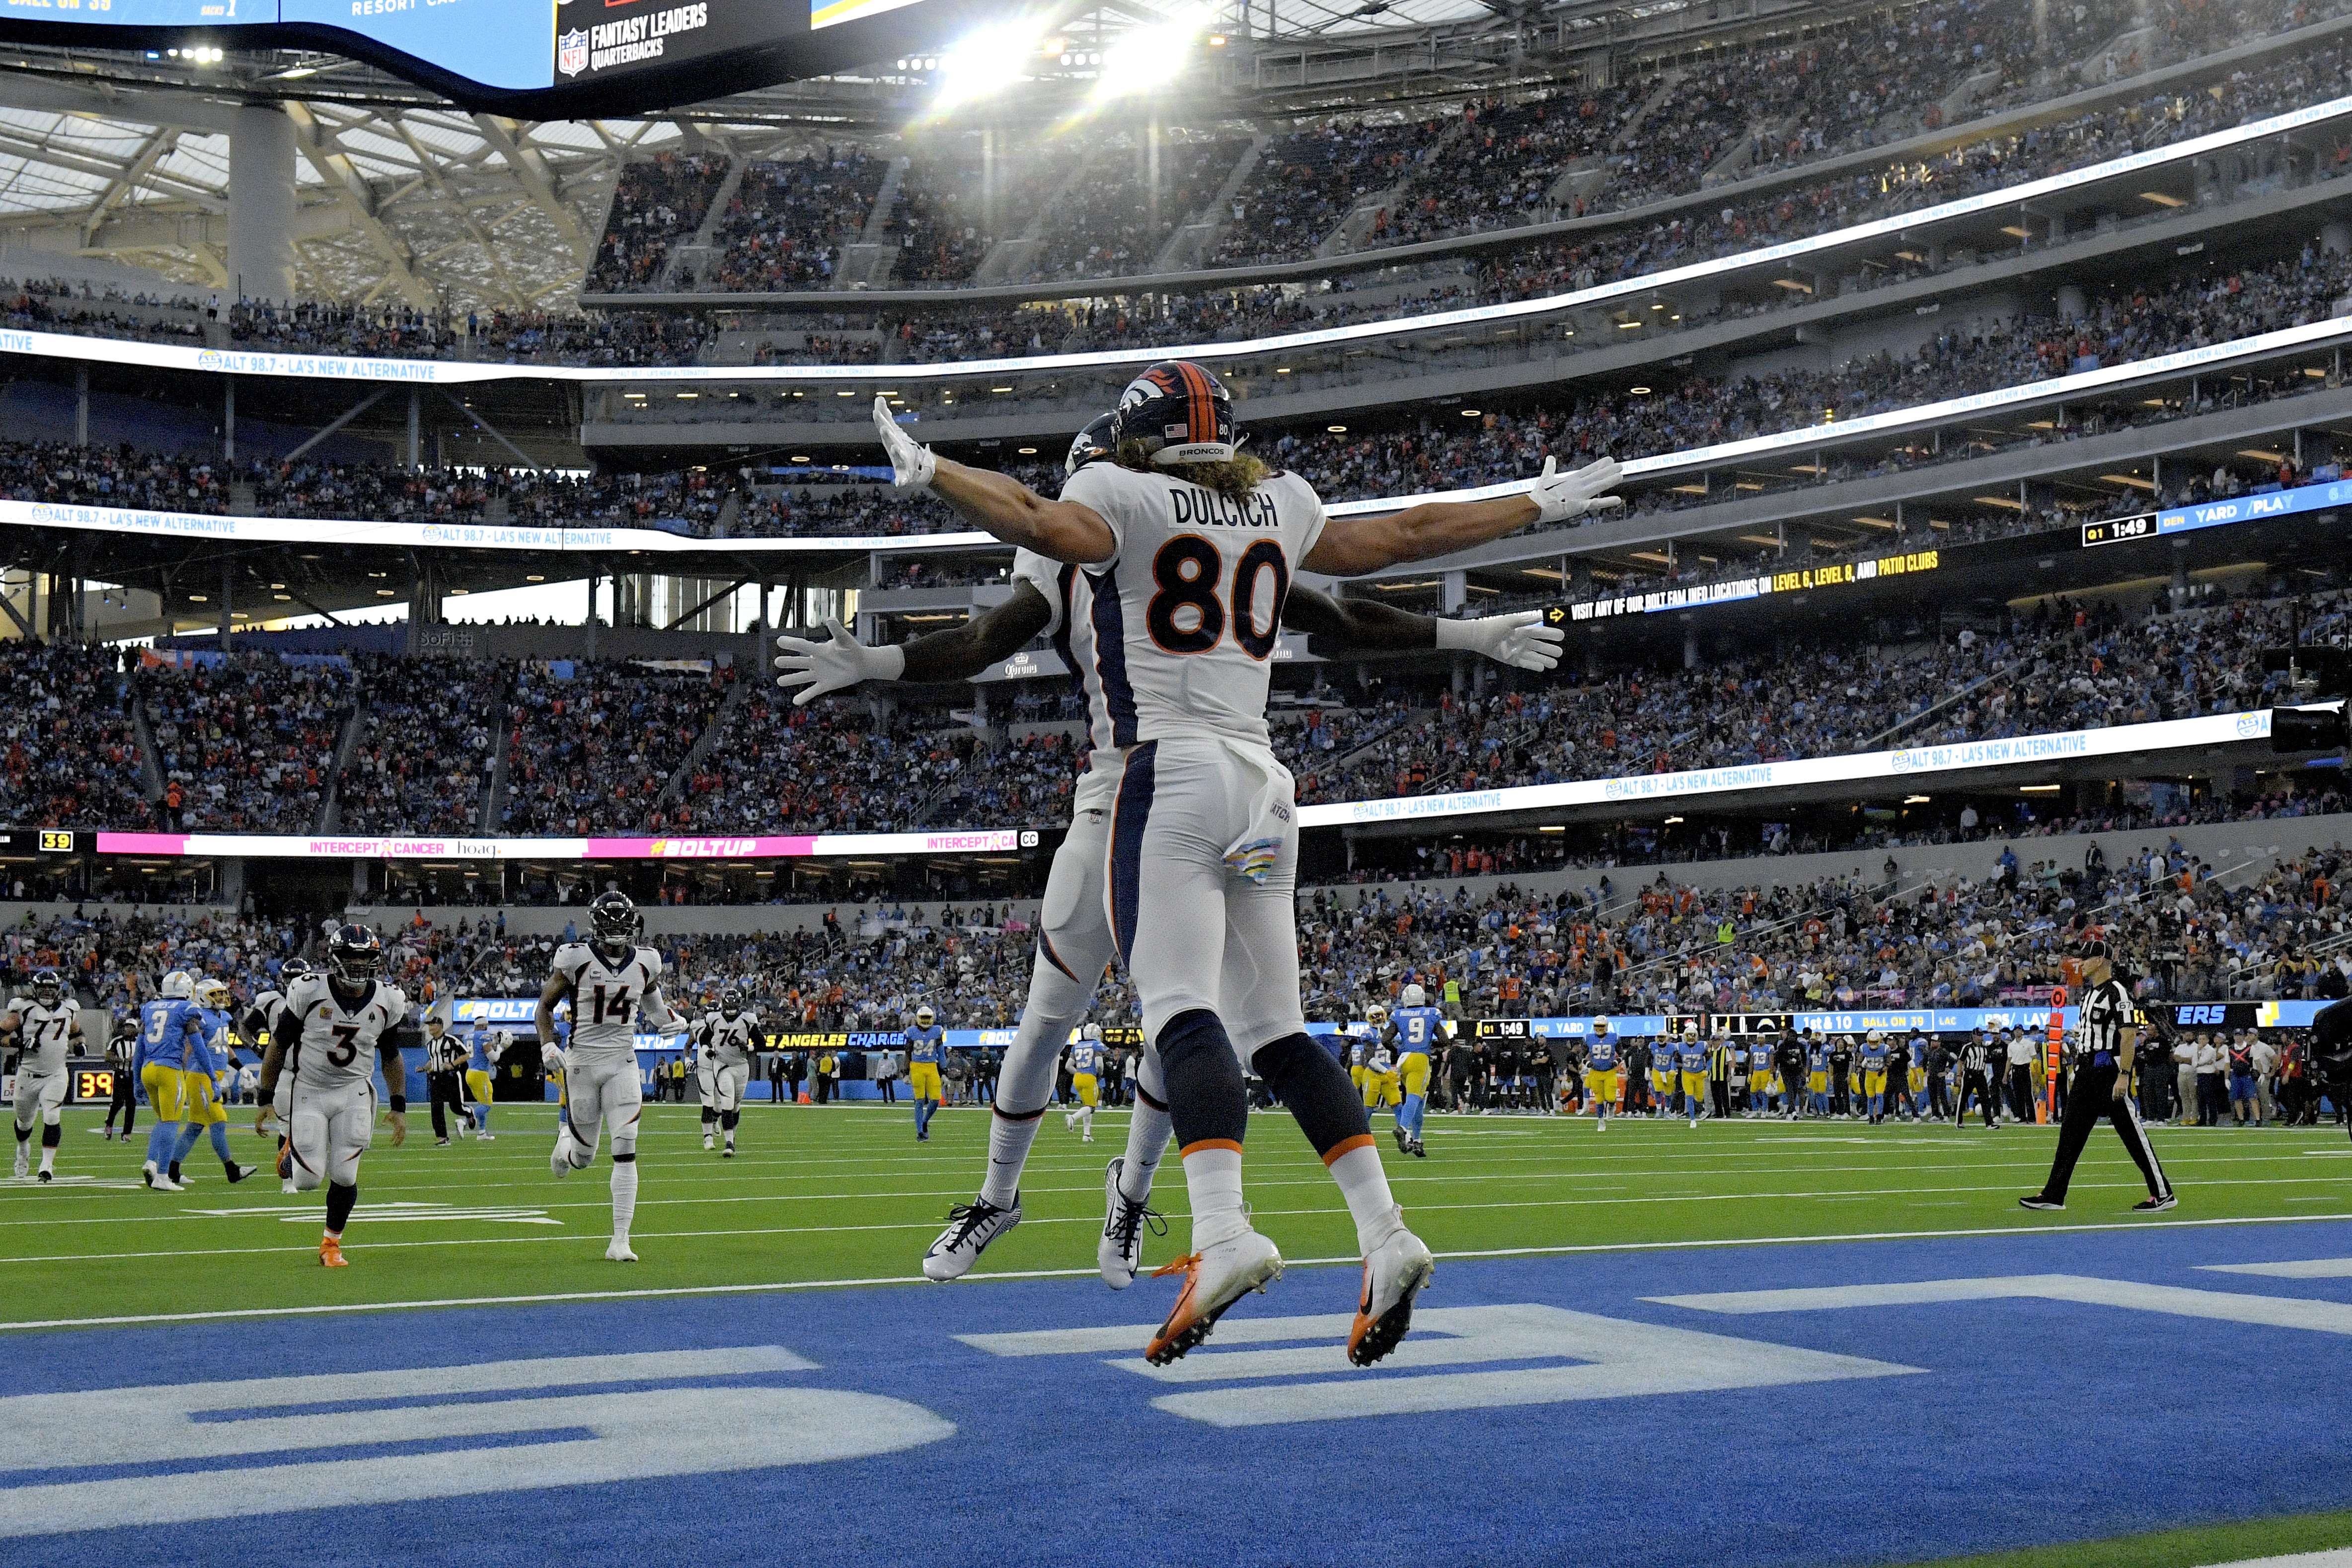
[0, 0, 970, 114]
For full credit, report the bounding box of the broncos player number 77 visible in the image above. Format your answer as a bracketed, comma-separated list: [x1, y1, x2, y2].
[869, 363, 1619, 1368]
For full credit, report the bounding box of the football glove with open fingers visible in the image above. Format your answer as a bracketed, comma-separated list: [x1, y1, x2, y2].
[1527, 455, 1623, 524]
[872, 394, 937, 492]
[1435, 608, 1565, 672]
[774, 617, 906, 706]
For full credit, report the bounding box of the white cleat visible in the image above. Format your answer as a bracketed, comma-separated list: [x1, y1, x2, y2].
[703, 1134, 716, 1151]
[12, 1147, 26, 1180]
[1145, 1228, 1283, 1366]
[1098, 1157, 1165, 1290]
[605, 1239, 638, 1262]
[1349, 1214, 1436, 1368]
[550, 1132, 579, 1178]
[280, 1179, 298, 1195]
[922, 1195, 1021, 1282]
[142, 1161, 183, 1194]
[477, 1133, 495, 1142]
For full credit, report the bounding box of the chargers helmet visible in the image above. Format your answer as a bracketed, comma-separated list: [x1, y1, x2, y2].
[914, 1004, 935, 1027]
[1080, 1023, 1103, 1042]
[1064, 412, 1117, 478]
[1110, 361, 1235, 466]
[1366, 1004, 1389, 1029]
[195, 977, 231, 1011]
[1400, 983, 1428, 1009]
[161, 970, 194, 1000]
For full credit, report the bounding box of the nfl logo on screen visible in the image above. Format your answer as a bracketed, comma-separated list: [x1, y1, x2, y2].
[558, 29, 590, 76]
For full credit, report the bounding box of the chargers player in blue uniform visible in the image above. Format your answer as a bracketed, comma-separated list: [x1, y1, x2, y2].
[465, 1020, 498, 1141]
[1062, 1025, 1103, 1143]
[906, 1004, 946, 1142]
[133, 971, 209, 1192]
[1677, 1032, 1710, 1128]
[168, 976, 253, 1186]
[1583, 1020, 1619, 1131]
[1385, 983, 1446, 1158]
[1858, 1031, 1892, 1124]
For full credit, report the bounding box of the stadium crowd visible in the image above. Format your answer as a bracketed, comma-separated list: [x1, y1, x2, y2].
[138, 654, 354, 834]
[497, 660, 730, 836]
[333, 657, 505, 835]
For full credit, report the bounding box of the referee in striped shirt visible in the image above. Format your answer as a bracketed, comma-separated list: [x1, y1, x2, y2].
[2020, 932, 2175, 1212]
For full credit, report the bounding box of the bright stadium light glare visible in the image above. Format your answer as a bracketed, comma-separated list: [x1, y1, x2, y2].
[929, 17, 1051, 114]
[1091, 4, 1213, 100]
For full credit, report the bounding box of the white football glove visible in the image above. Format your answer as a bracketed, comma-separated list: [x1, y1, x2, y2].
[539, 1044, 566, 1074]
[1527, 455, 1623, 524]
[1434, 608, 1565, 672]
[774, 617, 907, 706]
[872, 394, 936, 492]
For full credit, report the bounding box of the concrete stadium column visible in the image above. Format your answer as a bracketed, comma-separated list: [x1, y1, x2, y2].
[219, 559, 232, 654]
[1441, 571, 1465, 613]
[222, 377, 235, 461]
[227, 104, 297, 303]
[73, 364, 87, 447]
[1682, 620, 1699, 670]
[2055, 284, 2086, 323]
[2325, 220, 2352, 256]
[406, 389, 421, 468]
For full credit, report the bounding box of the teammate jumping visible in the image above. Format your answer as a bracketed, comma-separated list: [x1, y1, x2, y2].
[864, 363, 1619, 1364]
[779, 410, 1567, 1298]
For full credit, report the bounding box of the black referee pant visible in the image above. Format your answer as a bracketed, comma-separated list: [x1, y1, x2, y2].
[1960, 1068, 1997, 1127]
[104, 1070, 136, 1136]
[427, 1069, 470, 1140]
[2030, 1059, 2172, 1204]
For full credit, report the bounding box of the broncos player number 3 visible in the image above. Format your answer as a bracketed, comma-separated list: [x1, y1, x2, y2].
[1144, 536, 1290, 659]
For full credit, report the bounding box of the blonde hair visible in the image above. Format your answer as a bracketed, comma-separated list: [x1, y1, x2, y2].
[1117, 440, 1270, 503]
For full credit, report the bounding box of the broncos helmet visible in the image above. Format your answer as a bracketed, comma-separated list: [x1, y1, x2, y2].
[161, 970, 194, 1000]
[721, 988, 744, 1019]
[1064, 412, 1118, 478]
[589, 889, 639, 953]
[280, 958, 311, 986]
[325, 925, 384, 987]
[30, 969, 61, 1007]
[1110, 361, 1236, 467]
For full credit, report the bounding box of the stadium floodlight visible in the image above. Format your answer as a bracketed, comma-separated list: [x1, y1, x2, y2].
[927, 16, 1053, 115]
[1090, 3, 1214, 101]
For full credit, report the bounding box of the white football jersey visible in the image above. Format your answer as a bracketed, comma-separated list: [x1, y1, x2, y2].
[1058, 462, 1327, 749]
[554, 942, 664, 1064]
[1017, 547, 1111, 753]
[4, 998, 77, 1076]
[701, 1010, 759, 1068]
[284, 973, 409, 1093]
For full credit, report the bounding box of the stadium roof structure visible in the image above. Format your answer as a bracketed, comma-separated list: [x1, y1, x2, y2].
[0, 0, 1845, 312]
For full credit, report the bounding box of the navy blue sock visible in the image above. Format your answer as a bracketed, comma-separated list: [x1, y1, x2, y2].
[1155, 1009, 1247, 1150]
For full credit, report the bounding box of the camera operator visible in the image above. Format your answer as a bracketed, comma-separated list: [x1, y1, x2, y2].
[2020, 934, 2175, 1212]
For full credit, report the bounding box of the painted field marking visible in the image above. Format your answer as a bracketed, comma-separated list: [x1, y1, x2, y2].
[1651, 1275, 2352, 1335]
[0, 1346, 951, 1536]
[2201, 1258, 2352, 1278]
[959, 1303, 1917, 1426]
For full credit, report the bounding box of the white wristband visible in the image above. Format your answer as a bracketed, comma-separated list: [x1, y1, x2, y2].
[1432, 617, 1478, 652]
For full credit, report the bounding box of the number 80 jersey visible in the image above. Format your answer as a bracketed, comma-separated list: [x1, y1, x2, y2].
[285, 973, 410, 1093]
[554, 942, 664, 1066]
[1059, 462, 1328, 749]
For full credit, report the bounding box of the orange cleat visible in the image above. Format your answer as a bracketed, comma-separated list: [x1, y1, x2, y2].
[319, 1235, 348, 1268]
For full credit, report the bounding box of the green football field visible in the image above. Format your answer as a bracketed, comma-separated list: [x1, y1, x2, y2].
[7, 1100, 2352, 1566]
[5, 1098, 2349, 1325]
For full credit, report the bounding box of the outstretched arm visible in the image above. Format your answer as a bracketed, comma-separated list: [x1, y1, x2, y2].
[1281, 589, 1562, 671]
[775, 584, 1057, 706]
[1303, 457, 1622, 577]
[874, 397, 1113, 563]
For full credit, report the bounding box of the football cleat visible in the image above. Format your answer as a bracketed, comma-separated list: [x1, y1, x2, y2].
[12, 1146, 25, 1179]
[319, 1236, 348, 1268]
[224, 1163, 251, 1185]
[2017, 1195, 2064, 1211]
[922, 1195, 1021, 1282]
[1348, 1216, 1435, 1368]
[280, 1179, 297, 1195]
[435, 1138, 451, 1148]
[1145, 1229, 1283, 1367]
[1392, 1124, 1409, 1153]
[142, 1161, 182, 1193]
[551, 1131, 580, 1178]
[275, 1138, 293, 1181]
[477, 1133, 496, 1143]
[2133, 1193, 2178, 1212]
[605, 1239, 639, 1262]
[1410, 1139, 1428, 1159]
[721, 1145, 735, 1159]
[703, 1134, 715, 1151]
[35, 1169, 51, 1184]
[1098, 1158, 1167, 1290]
